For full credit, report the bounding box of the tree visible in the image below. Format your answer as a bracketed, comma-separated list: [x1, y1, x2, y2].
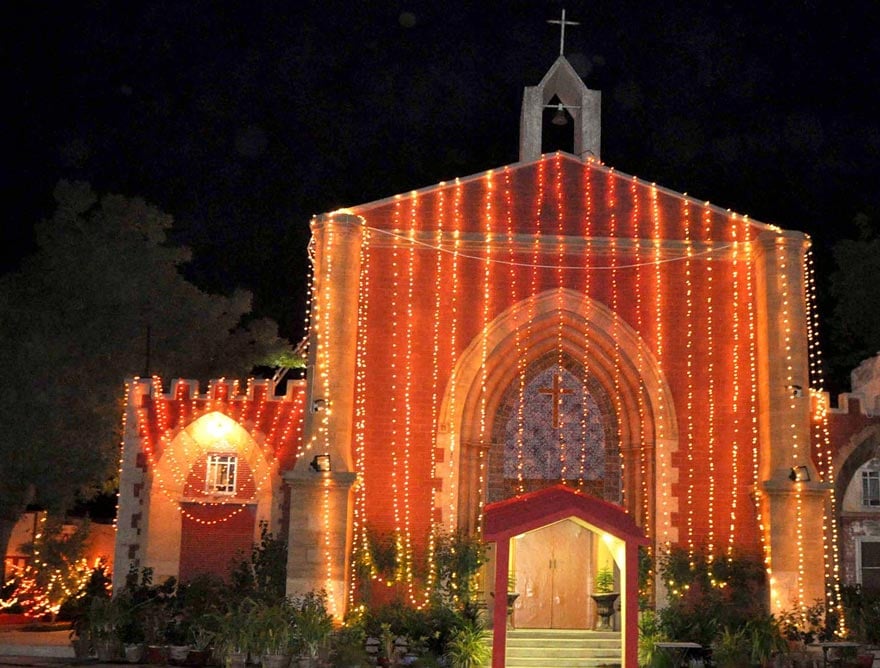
[0, 181, 291, 581]
[829, 213, 880, 381]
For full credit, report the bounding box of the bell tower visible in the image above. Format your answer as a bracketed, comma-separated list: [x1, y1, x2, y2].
[519, 10, 601, 162]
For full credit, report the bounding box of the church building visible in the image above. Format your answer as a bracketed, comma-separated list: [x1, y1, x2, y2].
[114, 37, 842, 667]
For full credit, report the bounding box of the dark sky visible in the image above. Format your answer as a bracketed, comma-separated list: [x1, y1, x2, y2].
[7, 1, 880, 358]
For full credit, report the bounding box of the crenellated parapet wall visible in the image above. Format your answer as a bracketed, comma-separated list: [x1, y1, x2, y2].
[113, 376, 307, 590]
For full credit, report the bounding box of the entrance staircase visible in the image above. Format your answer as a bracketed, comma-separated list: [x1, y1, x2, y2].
[501, 629, 622, 668]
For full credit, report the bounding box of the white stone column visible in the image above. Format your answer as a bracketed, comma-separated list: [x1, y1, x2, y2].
[285, 213, 363, 616]
[753, 230, 829, 612]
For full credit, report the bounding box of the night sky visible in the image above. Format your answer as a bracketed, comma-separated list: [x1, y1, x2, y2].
[7, 1, 880, 373]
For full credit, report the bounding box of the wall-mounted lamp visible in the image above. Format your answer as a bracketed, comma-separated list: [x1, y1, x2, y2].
[788, 465, 810, 482]
[788, 384, 804, 398]
[311, 398, 327, 413]
[310, 453, 331, 473]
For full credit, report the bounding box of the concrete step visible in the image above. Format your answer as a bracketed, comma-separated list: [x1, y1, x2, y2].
[501, 629, 621, 668]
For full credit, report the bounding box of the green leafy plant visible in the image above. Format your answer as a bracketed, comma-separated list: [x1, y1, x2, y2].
[443, 618, 490, 668]
[229, 522, 288, 606]
[745, 613, 788, 666]
[291, 591, 333, 660]
[711, 627, 749, 668]
[637, 609, 667, 667]
[431, 531, 488, 609]
[594, 563, 615, 594]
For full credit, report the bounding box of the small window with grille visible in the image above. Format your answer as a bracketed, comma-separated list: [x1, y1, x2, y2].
[205, 454, 237, 495]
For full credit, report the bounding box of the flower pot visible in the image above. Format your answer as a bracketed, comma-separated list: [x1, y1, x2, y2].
[124, 643, 146, 663]
[96, 638, 121, 662]
[226, 650, 248, 668]
[261, 654, 290, 668]
[170, 644, 192, 665]
[146, 644, 170, 664]
[71, 636, 92, 659]
[186, 649, 211, 666]
[590, 591, 619, 631]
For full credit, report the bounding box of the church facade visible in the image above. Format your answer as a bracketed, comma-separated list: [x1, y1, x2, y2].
[113, 53, 848, 665]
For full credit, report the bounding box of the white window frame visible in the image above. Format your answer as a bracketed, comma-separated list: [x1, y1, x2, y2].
[205, 454, 238, 495]
[857, 538, 880, 591]
[863, 470, 880, 507]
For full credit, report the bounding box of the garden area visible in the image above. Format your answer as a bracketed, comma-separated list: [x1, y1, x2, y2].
[6, 521, 880, 667]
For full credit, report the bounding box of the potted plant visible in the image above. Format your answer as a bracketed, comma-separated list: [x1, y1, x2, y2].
[711, 627, 749, 668]
[591, 563, 619, 631]
[443, 619, 490, 668]
[256, 603, 294, 668]
[331, 626, 368, 668]
[745, 614, 788, 667]
[142, 599, 171, 664]
[88, 596, 124, 662]
[69, 611, 93, 660]
[291, 592, 333, 667]
[187, 616, 216, 667]
[217, 599, 259, 668]
[118, 601, 146, 664]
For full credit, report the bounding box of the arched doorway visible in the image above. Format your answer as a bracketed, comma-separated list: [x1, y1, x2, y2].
[484, 486, 648, 668]
[436, 289, 678, 541]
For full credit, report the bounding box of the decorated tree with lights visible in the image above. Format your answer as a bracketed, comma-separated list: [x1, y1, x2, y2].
[0, 181, 291, 582]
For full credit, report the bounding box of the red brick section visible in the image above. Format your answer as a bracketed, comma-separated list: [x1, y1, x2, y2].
[179, 505, 257, 582]
[352, 154, 762, 556]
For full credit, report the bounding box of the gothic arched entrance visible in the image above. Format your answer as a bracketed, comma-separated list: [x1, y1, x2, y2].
[437, 290, 678, 542]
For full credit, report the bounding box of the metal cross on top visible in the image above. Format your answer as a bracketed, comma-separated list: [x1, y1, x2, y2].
[548, 8, 580, 57]
[539, 372, 574, 429]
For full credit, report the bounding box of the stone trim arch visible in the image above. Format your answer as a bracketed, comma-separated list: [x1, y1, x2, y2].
[436, 289, 678, 541]
[142, 411, 277, 580]
[835, 424, 880, 509]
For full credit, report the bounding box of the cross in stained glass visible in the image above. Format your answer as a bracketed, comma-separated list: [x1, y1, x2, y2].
[538, 372, 574, 428]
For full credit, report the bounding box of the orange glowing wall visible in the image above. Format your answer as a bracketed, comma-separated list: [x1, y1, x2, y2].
[347, 154, 764, 563]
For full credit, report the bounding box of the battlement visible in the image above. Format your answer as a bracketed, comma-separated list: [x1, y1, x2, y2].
[127, 376, 306, 407]
[822, 391, 880, 417]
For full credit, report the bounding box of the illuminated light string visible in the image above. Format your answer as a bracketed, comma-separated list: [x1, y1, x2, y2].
[317, 216, 336, 607]
[517, 159, 547, 493]
[576, 163, 595, 490]
[424, 183, 447, 599]
[388, 196, 404, 585]
[352, 223, 381, 597]
[402, 192, 418, 601]
[727, 213, 742, 556]
[630, 175, 646, 523]
[553, 155, 569, 485]
[605, 168, 626, 515]
[804, 245, 844, 630]
[703, 203, 717, 560]
[743, 233, 773, 587]
[779, 238, 807, 615]
[446, 178, 463, 526]
[510, 168, 529, 495]
[476, 171, 494, 531]
[682, 197, 696, 556]
[366, 224, 733, 270]
[650, 183, 664, 545]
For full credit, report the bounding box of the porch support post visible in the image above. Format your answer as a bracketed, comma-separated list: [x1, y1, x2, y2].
[624, 543, 640, 668]
[491, 538, 509, 668]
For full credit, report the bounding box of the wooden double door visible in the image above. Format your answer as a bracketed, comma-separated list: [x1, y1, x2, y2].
[512, 519, 594, 628]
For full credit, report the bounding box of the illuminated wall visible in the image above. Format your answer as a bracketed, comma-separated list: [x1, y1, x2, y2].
[113, 377, 307, 589]
[305, 152, 832, 614]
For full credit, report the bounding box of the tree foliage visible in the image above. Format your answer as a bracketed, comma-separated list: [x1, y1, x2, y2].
[829, 213, 880, 378]
[0, 181, 291, 578]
